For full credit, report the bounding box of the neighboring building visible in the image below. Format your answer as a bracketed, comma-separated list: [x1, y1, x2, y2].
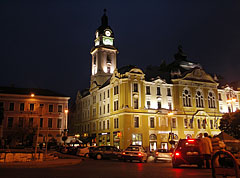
[72, 11, 239, 150]
[0, 86, 70, 147]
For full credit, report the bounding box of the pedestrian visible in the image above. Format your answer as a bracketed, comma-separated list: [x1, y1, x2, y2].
[211, 136, 226, 167]
[199, 133, 213, 169]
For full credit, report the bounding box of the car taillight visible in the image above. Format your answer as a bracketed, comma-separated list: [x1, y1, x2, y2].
[175, 152, 180, 157]
[138, 152, 143, 156]
[122, 152, 126, 155]
[155, 152, 159, 155]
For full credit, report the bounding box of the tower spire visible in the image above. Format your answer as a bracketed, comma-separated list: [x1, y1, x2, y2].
[101, 9, 108, 27]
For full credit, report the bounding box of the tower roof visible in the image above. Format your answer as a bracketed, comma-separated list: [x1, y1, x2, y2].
[96, 9, 114, 37]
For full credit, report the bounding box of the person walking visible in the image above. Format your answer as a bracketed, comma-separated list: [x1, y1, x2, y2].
[200, 133, 213, 169]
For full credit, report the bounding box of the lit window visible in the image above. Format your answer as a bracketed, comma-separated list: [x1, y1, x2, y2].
[196, 91, 204, 108]
[134, 117, 139, 128]
[183, 89, 192, 107]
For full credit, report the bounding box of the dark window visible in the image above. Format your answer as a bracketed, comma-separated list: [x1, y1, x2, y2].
[40, 104, 44, 107]
[150, 117, 154, 128]
[29, 118, 33, 127]
[30, 104, 34, 111]
[57, 119, 62, 128]
[157, 87, 161, 95]
[134, 117, 139, 128]
[107, 66, 111, 73]
[40, 118, 43, 128]
[107, 104, 110, 113]
[157, 101, 161, 109]
[0, 102, 4, 125]
[147, 101, 151, 108]
[19, 117, 23, 127]
[20, 103, 24, 111]
[7, 117, 13, 128]
[107, 90, 110, 98]
[114, 118, 119, 129]
[133, 83, 138, 92]
[107, 120, 109, 129]
[134, 98, 138, 109]
[58, 105, 62, 112]
[114, 86, 119, 95]
[146, 86, 151, 95]
[114, 100, 118, 111]
[48, 118, 52, 128]
[49, 105, 53, 112]
[167, 88, 171, 96]
[9, 103, 14, 111]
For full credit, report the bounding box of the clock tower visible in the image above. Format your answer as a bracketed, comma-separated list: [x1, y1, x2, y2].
[90, 9, 118, 87]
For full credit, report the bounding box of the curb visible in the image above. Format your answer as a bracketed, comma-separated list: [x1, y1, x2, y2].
[0, 158, 83, 168]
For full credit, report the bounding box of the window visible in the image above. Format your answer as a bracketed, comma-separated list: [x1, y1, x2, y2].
[57, 119, 62, 128]
[215, 118, 219, 129]
[48, 118, 52, 128]
[189, 119, 193, 129]
[132, 134, 142, 145]
[40, 104, 44, 107]
[93, 95, 96, 104]
[202, 119, 207, 129]
[30, 104, 34, 111]
[168, 102, 172, 110]
[197, 119, 201, 129]
[104, 92, 105, 99]
[146, 86, 151, 95]
[167, 88, 171, 96]
[107, 90, 110, 98]
[210, 120, 213, 129]
[100, 93, 102, 101]
[157, 87, 161, 95]
[49, 105, 53, 112]
[99, 122, 101, 130]
[134, 117, 139, 128]
[133, 98, 138, 109]
[7, 117, 13, 128]
[20, 103, 24, 111]
[218, 93, 222, 101]
[184, 118, 188, 129]
[208, 91, 216, 108]
[107, 120, 109, 129]
[133, 83, 138, 92]
[58, 105, 62, 112]
[93, 122, 96, 131]
[29, 118, 33, 127]
[196, 91, 204, 108]
[40, 118, 43, 128]
[114, 100, 118, 111]
[93, 108, 96, 116]
[100, 106, 102, 115]
[103, 105, 105, 114]
[19, 117, 23, 127]
[114, 86, 119, 95]
[183, 89, 192, 107]
[172, 118, 176, 128]
[114, 118, 119, 129]
[150, 117, 155, 128]
[157, 101, 161, 109]
[147, 101, 151, 109]
[103, 120, 105, 130]
[107, 104, 110, 113]
[9, 103, 14, 111]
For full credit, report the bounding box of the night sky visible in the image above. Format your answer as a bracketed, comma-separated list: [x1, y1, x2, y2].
[1, 1, 240, 102]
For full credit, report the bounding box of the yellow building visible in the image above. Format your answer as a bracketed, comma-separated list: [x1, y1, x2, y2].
[74, 11, 229, 150]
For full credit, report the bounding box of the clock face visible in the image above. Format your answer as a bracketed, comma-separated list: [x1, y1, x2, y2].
[96, 31, 99, 38]
[103, 38, 113, 45]
[105, 30, 111, 37]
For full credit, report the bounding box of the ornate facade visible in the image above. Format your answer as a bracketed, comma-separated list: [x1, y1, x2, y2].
[73, 11, 239, 150]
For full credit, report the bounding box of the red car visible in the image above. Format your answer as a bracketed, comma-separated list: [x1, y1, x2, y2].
[172, 139, 204, 168]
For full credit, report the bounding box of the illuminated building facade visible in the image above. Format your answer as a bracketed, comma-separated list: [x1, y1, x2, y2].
[74, 11, 238, 150]
[0, 87, 70, 146]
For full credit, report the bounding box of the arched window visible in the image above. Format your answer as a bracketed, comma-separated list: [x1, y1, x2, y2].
[196, 90, 204, 108]
[208, 91, 216, 108]
[183, 89, 191, 107]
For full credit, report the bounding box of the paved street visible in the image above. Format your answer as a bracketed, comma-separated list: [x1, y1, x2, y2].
[0, 156, 212, 178]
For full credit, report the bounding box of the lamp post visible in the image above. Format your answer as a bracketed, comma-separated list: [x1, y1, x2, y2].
[168, 111, 175, 148]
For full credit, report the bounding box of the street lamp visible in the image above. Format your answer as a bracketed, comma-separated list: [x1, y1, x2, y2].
[168, 111, 175, 148]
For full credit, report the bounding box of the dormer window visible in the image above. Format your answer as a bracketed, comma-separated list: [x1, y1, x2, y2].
[107, 56, 111, 65]
[94, 56, 96, 65]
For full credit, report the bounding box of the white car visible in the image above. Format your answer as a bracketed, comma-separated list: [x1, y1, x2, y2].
[154, 149, 172, 162]
[122, 145, 148, 163]
[77, 146, 95, 157]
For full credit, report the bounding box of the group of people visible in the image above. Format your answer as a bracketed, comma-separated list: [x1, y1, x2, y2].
[198, 133, 225, 169]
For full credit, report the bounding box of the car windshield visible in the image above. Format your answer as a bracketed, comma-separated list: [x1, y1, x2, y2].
[126, 147, 139, 151]
[157, 149, 170, 153]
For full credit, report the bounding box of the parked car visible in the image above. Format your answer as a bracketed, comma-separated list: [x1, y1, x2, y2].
[172, 139, 204, 168]
[90, 146, 122, 160]
[154, 149, 172, 162]
[77, 146, 95, 157]
[122, 145, 148, 163]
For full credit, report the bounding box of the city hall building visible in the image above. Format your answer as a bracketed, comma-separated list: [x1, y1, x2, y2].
[72, 11, 240, 150]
